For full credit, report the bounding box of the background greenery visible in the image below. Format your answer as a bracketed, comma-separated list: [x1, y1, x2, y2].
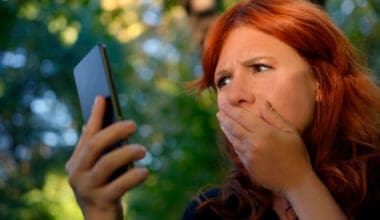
[0, 0, 379, 219]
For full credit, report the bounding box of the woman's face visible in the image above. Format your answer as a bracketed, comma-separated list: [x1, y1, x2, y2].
[215, 26, 318, 133]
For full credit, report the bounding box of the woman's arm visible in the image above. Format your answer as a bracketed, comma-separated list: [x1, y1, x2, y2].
[285, 171, 347, 220]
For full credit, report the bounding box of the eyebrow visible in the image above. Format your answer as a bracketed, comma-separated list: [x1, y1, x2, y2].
[241, 56, 274, 66]
[215, 56, 275, 78]
[214, 69, 230, 79]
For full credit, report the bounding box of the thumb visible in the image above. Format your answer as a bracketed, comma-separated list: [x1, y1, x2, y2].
[259, 101, 293, 132]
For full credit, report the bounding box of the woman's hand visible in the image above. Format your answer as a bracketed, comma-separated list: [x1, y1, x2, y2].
[65, 96, 148, 220]
[217, 101, 313, 194]
[218, 101, 347, 220]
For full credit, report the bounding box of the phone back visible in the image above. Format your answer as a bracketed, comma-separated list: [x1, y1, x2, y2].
[73, 44, 132, 175]
[73, 45, 113, 123]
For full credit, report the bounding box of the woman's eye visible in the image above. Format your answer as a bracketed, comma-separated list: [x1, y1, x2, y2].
[215, 76, 232, 89]
[251, 63, 272, 73]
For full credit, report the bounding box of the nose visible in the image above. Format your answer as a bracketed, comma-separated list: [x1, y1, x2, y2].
[227, 74, 255, 106]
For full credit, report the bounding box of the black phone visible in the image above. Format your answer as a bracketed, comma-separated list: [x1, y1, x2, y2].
[73, 43, 122, 126]
[73, 43, 133, 178]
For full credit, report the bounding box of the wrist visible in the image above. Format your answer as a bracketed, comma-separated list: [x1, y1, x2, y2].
[83, 203, 123, 220]
[283, 170, 318, 197]
[277, 166, 316, 196]
[283, 171, 347, 220]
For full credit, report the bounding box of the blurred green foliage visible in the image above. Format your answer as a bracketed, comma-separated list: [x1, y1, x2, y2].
[0, 0, 379, 219]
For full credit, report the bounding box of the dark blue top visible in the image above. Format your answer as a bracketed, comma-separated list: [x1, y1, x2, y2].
[182, 188, 279, 220]
[182, 188, 380, 220]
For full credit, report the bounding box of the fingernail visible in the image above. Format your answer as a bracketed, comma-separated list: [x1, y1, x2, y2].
[219, 124, 226, 133]
[219, 119, 226, 129]
[93, 96, 100, 108]
[95, 96, 100, 104]
[123, 120, 136, 127]
[139, 167, 149, 177]
[131, 144, 146, 155]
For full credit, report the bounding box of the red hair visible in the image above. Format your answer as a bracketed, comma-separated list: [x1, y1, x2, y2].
[193, 0, 380, 218]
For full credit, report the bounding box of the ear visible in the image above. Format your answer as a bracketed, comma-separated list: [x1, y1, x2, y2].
[315, 82, 322, 103]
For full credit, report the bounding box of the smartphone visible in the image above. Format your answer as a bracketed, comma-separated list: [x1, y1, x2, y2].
[73, 43, 133, 178]
[73, 43, 122, 126]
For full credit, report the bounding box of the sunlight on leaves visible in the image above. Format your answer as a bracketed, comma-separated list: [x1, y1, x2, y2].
[60, 23, 81, 46]
[101, 0, 136, 11]
[48, 15, 67, 34]
[116, 22, 146, 43]
[101, 0, 119, 11]
[17, 2, 39, 20]
[145, 173, 159, 187]
[199, 90, 217, 109]
[22, 172, 82, 220]
[47, 15, 81, 46]
[102, 8, 146, 43]
[155, 77, 180, 96]
[162, 5, 187, 26]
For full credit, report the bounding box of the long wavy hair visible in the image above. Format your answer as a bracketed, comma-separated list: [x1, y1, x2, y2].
[192, 0, 380, 219]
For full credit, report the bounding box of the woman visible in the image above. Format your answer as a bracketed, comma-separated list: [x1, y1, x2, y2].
[66, 0, 380, 219]
[183, 0, 380, 219]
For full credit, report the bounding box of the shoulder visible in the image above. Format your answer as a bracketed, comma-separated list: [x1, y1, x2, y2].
[181, 188, 221, 220]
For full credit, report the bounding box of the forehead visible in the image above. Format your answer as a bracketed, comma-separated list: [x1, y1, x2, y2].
[216, 26, 307, 70]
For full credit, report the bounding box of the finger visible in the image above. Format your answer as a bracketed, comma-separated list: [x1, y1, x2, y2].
[102, 167, 149, 201]
[66, 127, 90, 174]
[259, 101, 294, 132]
[90, 144, 147, 185]
[219, 124, 252, 173]
[76, 121, 137, 171]
[78, 96, 106, 147]
[67, 96, 106, 172]
[218, 111, 246, 141]
[218, 103, 265, 133]
[219, 121, 241, 147]
[70, 96, 106, 163]
[218, 112, 251, 153]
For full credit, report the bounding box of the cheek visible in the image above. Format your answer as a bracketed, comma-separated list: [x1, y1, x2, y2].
[217, 93, 235, 113]
[264, 68, 316, 131]
[268, 82, 316, 133]
[216, 94, 225, 109]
